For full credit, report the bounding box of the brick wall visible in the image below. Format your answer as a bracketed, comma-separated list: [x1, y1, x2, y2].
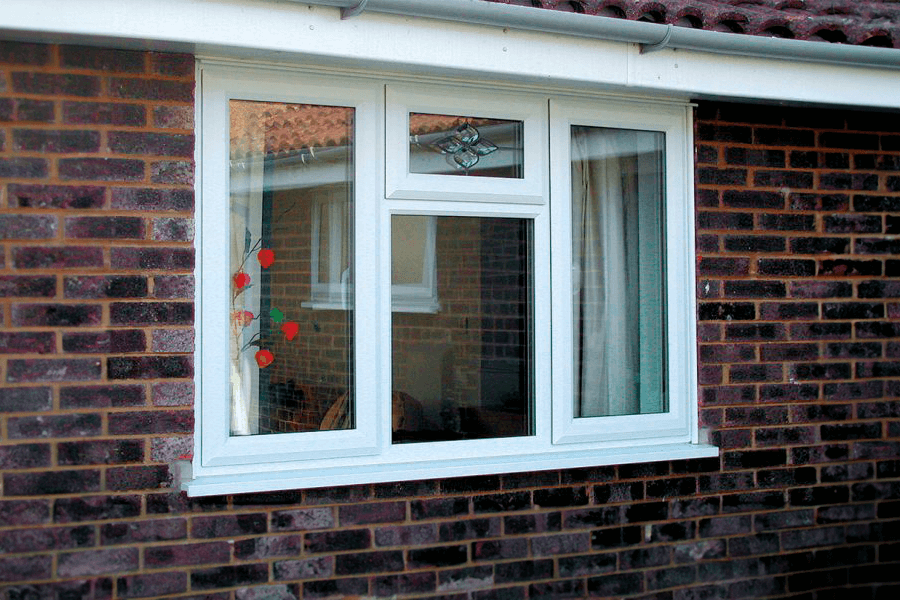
[1, 41, 899, 600]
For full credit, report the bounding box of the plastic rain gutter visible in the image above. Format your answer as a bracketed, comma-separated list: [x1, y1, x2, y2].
[301, 0, 900, 70]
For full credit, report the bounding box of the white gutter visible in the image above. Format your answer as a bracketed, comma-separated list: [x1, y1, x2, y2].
[302, 0, 900, 70]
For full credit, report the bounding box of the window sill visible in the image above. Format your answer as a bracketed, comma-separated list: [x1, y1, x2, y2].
[181, 442, 719, 496]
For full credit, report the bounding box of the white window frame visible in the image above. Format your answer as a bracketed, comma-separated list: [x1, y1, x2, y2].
[188, 61, 716, 496]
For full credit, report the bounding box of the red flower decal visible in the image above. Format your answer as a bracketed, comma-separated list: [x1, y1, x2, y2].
[281, 321, 299, 341]
[257, 248, 275, 268]
[234, 272, 251, 289]
[255, 349, 274, 368]
[233, 310, 254, 327]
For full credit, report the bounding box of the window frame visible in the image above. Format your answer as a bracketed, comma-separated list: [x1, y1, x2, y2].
[188, 61, 715, 496]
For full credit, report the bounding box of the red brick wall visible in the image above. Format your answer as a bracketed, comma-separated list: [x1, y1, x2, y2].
[1, 41, 899, 600]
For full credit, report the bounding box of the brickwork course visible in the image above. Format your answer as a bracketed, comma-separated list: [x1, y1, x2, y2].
[1, 40, 899, 599]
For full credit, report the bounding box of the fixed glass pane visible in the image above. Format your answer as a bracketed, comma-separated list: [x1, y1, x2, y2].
[392, 216, 533, 443]
[571, 125, 667, 418]
[409, 113, 524, 177]
[229, 100, 354, 436]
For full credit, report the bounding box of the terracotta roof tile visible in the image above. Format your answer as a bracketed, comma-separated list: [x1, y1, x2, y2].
[487, 0, 900, 47]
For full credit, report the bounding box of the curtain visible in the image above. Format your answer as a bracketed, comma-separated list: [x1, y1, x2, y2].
[572, 127, 640, 417]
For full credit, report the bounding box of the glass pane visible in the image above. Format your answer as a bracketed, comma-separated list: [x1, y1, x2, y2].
[392, 216, 428, 285]
[571, 126, 667, 418]
[409, 113, 524, 178]
[392, 216, 533, 443]
[229, 100, 354, 436]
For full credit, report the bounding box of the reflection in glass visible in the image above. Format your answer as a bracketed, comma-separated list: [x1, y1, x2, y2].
[392, 216, 533, 443]
[409, 113, 524, 177]
[229, 100, 354, 436]
[572, 126, 667, 418]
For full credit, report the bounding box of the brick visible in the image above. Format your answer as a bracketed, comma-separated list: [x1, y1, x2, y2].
[273, 556, 333, 581]
[151, 160, 194, 184]
[63, 101, 146, 125]
[145, 542, 231, 567]
[591, 525, 641, 549]
[152, 328, 193, 352]
[0, 443, 51, 470]
[591, 483, 644, 505]
[758, 259, 816, 277]
[60, 384, 146, 408]
[12, 303, 101, 327]
[0, 157, 49, 178]
[303, 577, 368, 599]
[334, 550, 403, 575]
[824, 215, 882, 233]
[439, 517, 500, 541]
[790, 322, 851, 340]
[109, 131, 193, 157]
[371, 573, 437, 597]
[699, 344, 755, 363]
[0, 331, 55, 354]
[505, 513, 561, 535]
[791, 444, 850, 464]
[781, 525, 845, 550]
[0, 555, 53, 584]
[6, 358, 101, 382]
[107, 465, 170, 490]
[0, 524, 93, 554]
[0, 386, 53, 412]
[53, 495, 142, 523]
[698, 302, 754, 321]
[0, 214, 57, 239]
[107, 356, 193, 380]
[754, 127, 814, 146]
[4, 470, 101, 496]
[63, 275, 147, 299]
[760, 343, 818, 362]
[790, 362, 851, 380]
[790, 192, 848, 211]
[696, 124, 751, 143]
[791, 237, 851, 255]
[0, 275, 56, 297]
[59, 158, 145, 181]
[65, 216, 145, 239]
[152, 381, 193, 406]
[758, 383, 818, 402]
[754, 509, 814, 531]
[110, 302, 193, 325]
[725, 147, 784, 167]
[9, 184, 105, 209]
[101, 518, 186, 545]
[790, 281, 852, 298]
[819, 132, 879, 150]
[472, 538, 528, 562]
[12, 72, 100, 96]
[110, 248, 194, 270]
[152, 274, 194, 299]
[531, 532, 590, 556]
[755, 426, 816, 447]
[62, 330, 146, 353]
[108, 409, 192, 434]
[753, 170, 813, 188]
[820, 172, 878, 190]
[859, 280, 900, 298]
[724, 281, 785, 298]
[857, 321, 900, 338]
[234, 535, 305, 560]
[408, 545, 468, 568]
[117, 572, 187, 598]
[494, 559, 553, 583]
[698, 167, 746, 186]
[473, 491, 531, 513]
[13, 245, 104, 269]
[13, 129, 100, 153]
[192, 513, 267, 538]
[0, 41, 51, 64]
[191, 565, 269, 590]
[758, 213, 815, 231]
[111, 187, 193, 211]
[59, 439, 143, 465]
[698, 257, 750, 276]
[8, 412, 101, 439]
[587, 572, 643, 597]
[110, 77, 193, 101]
[150, 435, 192, 463]
[725, 323, 785, 341]
[698, 211, 753, 230]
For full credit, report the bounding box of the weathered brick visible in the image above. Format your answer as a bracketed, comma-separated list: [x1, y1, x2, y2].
[63, 330, 146, 353]
[109, 131, 193, 156]
[151, 160, 194, 184]
[0, 524, 93, 553]
[152, 274, 194, 298]
[106, 465, 170, 490]
[0, 443, 51, 470]
[192, 513, 267, 538]
[111, 187, 193, 211]
[273, 556, 333, 581]
[0, 214, 57, 239]
[64, 275, 148, 298]
[110, 302, 193, 325]
[0, 386, 53, 412]
[790, 192, 848, 211]
[7, 357, 100, 383]
[439, 517, 501, 541]
[0, 555, 53, 583]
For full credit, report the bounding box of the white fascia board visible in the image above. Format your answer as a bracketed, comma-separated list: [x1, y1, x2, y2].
[1, 0, 897, 109]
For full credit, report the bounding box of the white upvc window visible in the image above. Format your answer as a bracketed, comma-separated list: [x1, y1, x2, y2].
[189, 61, 716, 496]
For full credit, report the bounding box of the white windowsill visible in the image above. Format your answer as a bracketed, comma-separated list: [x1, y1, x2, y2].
[181, 442, 719, 496]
